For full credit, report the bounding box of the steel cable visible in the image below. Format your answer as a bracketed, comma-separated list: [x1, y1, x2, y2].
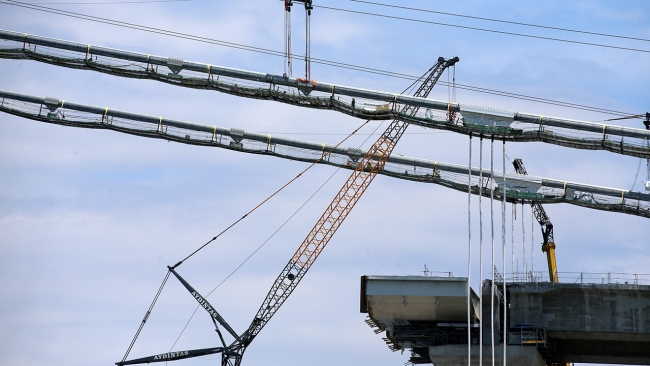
[350, 0, 650, 43]
[490, 138, 495, 366]
[168, 119, 387, 351]
[479, 136, 484, 365]
[120, 270, 171, 362]
[171, 119, 371, 268]
[531, 206, 535, 275]
[522, 202, 526, 277]
[315, 5, 650, 54]
[501, 140, 507, 366]
[466, 133, 473, 366]
[0, 0, 643, 118]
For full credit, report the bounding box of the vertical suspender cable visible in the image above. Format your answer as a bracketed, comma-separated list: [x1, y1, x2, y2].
[283, 4, 287, 76]
[510, 202, 517, 281]
[531, 206, 535, 278]
[304, 2, 311, 80]
[501, 140, 507, 366]
[284, 0, 291, 77]
[447, 68, 451, 102]
[490, 138, 495, 366]
[467, 133, 473, 366]
[479, 136, 484, 366]
[522, 203, 526, 279]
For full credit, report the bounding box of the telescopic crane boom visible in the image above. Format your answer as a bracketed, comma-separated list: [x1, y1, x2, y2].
[512, 158, 558, 282]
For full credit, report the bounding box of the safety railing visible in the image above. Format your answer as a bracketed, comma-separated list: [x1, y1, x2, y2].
[506, 271, 650, 285]
[508, 327, 547, 346]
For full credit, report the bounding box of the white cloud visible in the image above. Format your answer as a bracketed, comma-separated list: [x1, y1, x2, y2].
[0, 1, 649, 366]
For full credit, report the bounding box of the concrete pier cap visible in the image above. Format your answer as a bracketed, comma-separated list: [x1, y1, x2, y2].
[360, 275, 479, 326]
[360, 275, 650, 365]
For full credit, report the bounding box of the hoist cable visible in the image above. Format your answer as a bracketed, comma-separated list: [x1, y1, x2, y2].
[466, 133, 472, 366]
[490, 138, 495, 366]
[478, 136, 484, 365]
[0, 1, 642, 118]
[631, 158, 642, 191]
[170, 66, 425, 267]
[511, 203, 515, 276]
[168, 119, 385, 351]
[120, 270, 171, 362]
[522, 202, 526, 277]
[169, 165, 345, 352]
[531, 206, 535, 276]
[171, 119, 371, 268]
[501, 140, 507, 366]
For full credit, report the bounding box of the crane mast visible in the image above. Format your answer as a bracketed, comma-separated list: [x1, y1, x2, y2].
[512, 158, 558, 283]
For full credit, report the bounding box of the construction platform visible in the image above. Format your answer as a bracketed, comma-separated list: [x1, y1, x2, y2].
[360, 275, 650, 365]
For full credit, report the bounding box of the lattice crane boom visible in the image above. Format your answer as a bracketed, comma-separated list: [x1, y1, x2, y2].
[114, 56, 459, 366]
[238, 56, 459, 353]
[512, 158, 558, 283]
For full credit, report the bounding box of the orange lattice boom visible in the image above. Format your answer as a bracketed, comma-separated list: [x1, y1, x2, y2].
[238, 57, 459, 361]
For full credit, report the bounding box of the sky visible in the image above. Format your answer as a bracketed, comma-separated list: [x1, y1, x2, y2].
[0, 1, 649, 366]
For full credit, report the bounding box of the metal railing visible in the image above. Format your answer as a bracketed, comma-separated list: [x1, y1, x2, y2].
[505, 271, 650, 285]
[508, 327, 547, 346]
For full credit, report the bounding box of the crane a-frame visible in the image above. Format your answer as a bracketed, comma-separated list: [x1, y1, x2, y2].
[117, 56, 459, 366]
[512, 158, 558, 283]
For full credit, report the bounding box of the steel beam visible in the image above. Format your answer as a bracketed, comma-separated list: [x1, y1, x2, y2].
[2, 89, 648, 204]
[1, 29, 649, 140]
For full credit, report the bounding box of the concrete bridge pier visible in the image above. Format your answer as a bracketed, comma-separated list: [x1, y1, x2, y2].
[429, 345, 546, 366]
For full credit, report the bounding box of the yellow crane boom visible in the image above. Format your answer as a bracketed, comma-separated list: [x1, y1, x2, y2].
[512, 158, 558, 283]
